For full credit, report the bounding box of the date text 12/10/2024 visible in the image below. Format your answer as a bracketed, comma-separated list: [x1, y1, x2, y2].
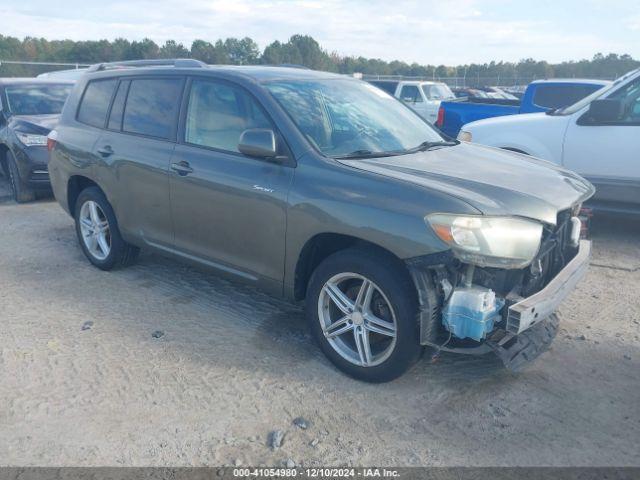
[233, 468, 400, 478]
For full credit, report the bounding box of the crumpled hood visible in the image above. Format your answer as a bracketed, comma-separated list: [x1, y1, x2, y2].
[339, 142, 595, 225]
[9, 114, 60, 135]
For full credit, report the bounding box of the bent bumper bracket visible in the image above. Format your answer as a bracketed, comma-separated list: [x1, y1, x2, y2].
[507, 240, 591, 334]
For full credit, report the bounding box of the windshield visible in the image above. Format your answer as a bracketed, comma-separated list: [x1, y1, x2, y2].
[422, 84, 455, 100]
[266, 79, 445, 158]
[4, 84, 72, 115]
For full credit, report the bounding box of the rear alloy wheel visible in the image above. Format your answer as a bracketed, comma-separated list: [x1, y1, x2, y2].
[79, 200, 111, 261]
[307, 249, 422, 382]
[74, 186, 139, 270]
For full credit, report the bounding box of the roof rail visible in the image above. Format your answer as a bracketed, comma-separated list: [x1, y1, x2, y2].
[278, 63, 310, 70]
[259, 63, 310, 70]
[86, 58, 206, 73]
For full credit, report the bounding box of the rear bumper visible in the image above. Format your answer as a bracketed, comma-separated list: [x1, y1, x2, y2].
[507, 240, 591, 334]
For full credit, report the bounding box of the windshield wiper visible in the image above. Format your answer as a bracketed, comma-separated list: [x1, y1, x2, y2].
[406, 140, 459, 153]
[332, 149, 401, 159]
[333, 140, 458, 159]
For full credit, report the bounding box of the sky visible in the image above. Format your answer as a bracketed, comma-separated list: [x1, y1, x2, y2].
[1, 0, 639, 65]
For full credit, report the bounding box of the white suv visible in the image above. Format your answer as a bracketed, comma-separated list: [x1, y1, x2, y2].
[459, 69, 640, 213]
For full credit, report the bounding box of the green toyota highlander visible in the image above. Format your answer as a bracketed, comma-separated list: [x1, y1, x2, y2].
[48, 60, 595, 382]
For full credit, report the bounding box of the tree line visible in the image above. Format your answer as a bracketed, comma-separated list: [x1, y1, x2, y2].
[1, 33, 637, 82]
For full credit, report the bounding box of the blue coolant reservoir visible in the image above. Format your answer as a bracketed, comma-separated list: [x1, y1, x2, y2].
[442, 287, 505, 341]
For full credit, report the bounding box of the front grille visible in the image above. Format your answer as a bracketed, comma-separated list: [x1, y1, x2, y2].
[521, 209, 578, 297]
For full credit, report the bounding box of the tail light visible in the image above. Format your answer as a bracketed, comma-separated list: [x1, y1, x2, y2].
[47, 130, 58, 152]
[436, 106, 445, 128]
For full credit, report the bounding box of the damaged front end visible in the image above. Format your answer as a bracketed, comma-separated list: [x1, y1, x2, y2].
[407, 208, 591, 371]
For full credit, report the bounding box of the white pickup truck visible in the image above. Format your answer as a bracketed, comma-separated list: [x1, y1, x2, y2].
[459, 68, 640, 214]
[368, 80, 456, 123]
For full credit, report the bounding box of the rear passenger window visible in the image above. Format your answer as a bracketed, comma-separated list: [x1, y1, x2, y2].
[107, 80, 130, 131]
[184, 79, 271, 153]
[122, 78, 183, 140]
[77, 79, 117, 128]
[533, 85, 601, 109]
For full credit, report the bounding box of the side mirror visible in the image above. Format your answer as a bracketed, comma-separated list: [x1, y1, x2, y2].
[585, 99, 625, 123]
[238, 129, 277, 158]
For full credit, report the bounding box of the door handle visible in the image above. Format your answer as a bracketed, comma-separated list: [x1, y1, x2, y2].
[97, 145, 114, 157]
[171, 160, 194, 176]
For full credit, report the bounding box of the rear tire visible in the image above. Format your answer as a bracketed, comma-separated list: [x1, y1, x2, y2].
[6, 151, 35, 203]
[74, 186, 139, 271]
[306, 248, 422, 382]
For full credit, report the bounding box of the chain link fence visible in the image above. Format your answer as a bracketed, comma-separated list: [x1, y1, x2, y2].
[1, 60, 616, 90]
[360, 74, 615, 89]
[0, 60, 90, 78]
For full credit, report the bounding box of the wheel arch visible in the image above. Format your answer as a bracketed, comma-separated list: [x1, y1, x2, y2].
[292, 232, 412, 301]
[67, 175, 102, 215]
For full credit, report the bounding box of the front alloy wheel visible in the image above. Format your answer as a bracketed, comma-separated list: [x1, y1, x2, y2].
[306, 248, 422, 382]
[318, 273, 397, 367]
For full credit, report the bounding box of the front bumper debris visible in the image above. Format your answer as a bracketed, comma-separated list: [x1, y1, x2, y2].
[408, 239, 590, 370]
[487, 313, 559, 371]
[507, 240, 591, 334]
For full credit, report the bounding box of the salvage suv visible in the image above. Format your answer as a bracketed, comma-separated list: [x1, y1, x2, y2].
[49, 60, 594, 382]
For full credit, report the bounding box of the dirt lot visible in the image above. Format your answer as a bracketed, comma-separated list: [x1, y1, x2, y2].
[0, 186, 639, 467]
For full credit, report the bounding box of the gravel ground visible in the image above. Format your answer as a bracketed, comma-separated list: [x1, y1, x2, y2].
[0, 190, 639, 467]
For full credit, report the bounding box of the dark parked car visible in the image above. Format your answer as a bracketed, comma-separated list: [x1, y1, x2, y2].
[0, 79, 73, 202]
[49, 60, 594, 382]
[452, 87, 492, 99]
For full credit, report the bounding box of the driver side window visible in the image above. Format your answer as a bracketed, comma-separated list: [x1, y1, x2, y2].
[609, 77, 640, 124]
[185, 79, 272, 153]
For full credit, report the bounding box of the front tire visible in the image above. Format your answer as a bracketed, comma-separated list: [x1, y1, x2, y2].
[306, 248, 422, 382]
[74, 187, 139, 270]
[6, 151, 35, 203]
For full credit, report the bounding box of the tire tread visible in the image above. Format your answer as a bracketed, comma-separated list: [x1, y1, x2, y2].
[74, 186, 139, 270]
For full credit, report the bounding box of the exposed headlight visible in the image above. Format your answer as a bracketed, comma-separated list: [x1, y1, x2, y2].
[426, 214, 543, 269]
[457, 130, 472, 142]
[16, 132, 48, 146]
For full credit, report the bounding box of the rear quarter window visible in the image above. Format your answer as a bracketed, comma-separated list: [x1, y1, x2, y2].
[77, 79, 118, 128]
[122, 78, 183, 140]
[532, 84, 602, 110]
